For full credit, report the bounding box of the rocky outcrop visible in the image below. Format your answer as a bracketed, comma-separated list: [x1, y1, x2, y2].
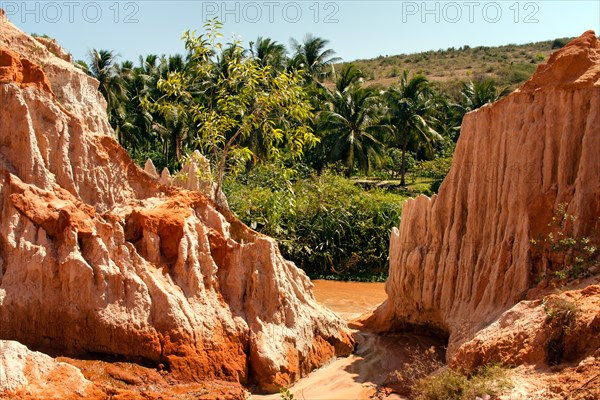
[32, 36, 73, 63]
[360, 31, 600, 364]
[452, 283, 600, 370]
[0, 15, 353, 394]
[145, 151, 222, 204]
[0, 340, 106, 400]
[0, 339, 249, 400]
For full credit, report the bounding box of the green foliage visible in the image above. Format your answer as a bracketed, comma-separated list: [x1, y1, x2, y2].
[384, 70, 442, 186]
[279, 387, 294, 400]
[87, 49, 126, 125]
[542, 296, 577, 322]
[249, 36, 287, 71]
[332, 38, 568, 91]
[289, 34, 341, 83]
[541, 295, 578, 365]
[414, 157, 453, 181]
[152, 20, 316, 202]
[413, 365, 512, 400]
[380, 148, 414, 179]
[551, 38, 570, 49]
[530, 203, 599, 279]
[318, 64, 387, 177]
[429, 180, 443, 194]
[497, 63, 537, 84]
[88, 25, 568, 281]
[386, 346, 443, 396]
[226, 166, 404, 280]
[459, 78, 500, 111]
[388, 348, 511, 399]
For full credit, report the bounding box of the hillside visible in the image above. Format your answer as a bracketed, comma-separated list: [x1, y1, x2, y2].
[332, 37, 575, 91]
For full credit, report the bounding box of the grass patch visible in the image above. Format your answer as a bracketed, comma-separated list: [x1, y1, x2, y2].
[413, 365, 512, 400]
[386, 346, 512, 399]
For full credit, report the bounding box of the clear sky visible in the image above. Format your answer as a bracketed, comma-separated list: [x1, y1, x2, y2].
[3, 1, 599, 63]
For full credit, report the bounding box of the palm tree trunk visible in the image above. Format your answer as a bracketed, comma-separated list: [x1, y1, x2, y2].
[345, 140, 354, 178]
[174, 129, 182, 162]
[215, 126, 245, 209]
[163, 138, 169, 167]
[400, 139, 408, 186]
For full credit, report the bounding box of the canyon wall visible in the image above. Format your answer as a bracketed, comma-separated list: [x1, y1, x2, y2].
[363, 31, 600, 360]
[0, 13, 353, 394]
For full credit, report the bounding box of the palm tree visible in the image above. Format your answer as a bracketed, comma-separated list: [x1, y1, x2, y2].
[290, 34, 341, 83]
[152, 105, 192, 165]
[167, 54, 186, 73]
[249, 37, 287, 71]
[385, 70, 442, 186]
[460, 78, 499, 111]
[87, 49, 125, 117]
[319, 64, 387, 177]
[116, 61, 154, 153]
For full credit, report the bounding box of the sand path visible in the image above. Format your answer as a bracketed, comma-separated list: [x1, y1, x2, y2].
[252, 280, 442, 400]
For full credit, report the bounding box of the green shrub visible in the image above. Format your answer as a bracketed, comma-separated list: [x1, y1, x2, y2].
[414, 157, 453, 180]
[413, 365, 511, 400]
[279, 387, 294, 400]
[225, 166, 404, 280]
[551, 38, 569, 49]
[429, 180, 443, 194]
[380, 148, 415, 179]
[530, 203, 599, 279]
[497, 63, 537, 84]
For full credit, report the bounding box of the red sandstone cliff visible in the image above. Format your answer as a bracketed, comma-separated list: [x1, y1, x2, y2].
[0, 13, 353, 396]
[361, 31, 600, 369]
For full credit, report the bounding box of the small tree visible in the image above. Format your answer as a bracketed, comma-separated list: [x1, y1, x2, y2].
[530, 203, 598, 279]
[154, 20, 317, 207]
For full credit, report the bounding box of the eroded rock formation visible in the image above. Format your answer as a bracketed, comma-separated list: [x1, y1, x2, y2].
[145, 151, 222, 204]
[0, 14, 353, 395]
[0, 340, 104, 399]
[361, 31, 600, 366]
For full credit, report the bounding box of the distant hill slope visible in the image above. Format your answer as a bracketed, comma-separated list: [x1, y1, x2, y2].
[331, 37, 575, 91]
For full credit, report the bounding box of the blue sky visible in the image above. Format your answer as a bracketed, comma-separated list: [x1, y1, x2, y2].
[3, 1, 599, 63]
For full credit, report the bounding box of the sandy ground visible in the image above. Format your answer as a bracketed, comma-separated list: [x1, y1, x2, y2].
[251, 280, 442, 400]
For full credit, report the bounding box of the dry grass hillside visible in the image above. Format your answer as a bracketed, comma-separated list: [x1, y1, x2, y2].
[330, 37, 575, 92]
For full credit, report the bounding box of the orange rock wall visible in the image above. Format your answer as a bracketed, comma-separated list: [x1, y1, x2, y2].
[365, 31, 600, 360]
[0, 15, 353, 394]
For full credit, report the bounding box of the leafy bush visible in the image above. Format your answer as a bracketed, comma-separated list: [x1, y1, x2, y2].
[226, 165, 405, 280]
[413, 365, 511, 400]
[497, 63, 537, 84]
[530, 203, 599, 279]
[414, 157, 453, 180]
[551, 38, 569, 49]
[380, 148, 415, 179]
[429, 180, 443, 194]
[385, 346, 444, 396]
[386, 348, 511, 399]
[279, 387, 294, 400]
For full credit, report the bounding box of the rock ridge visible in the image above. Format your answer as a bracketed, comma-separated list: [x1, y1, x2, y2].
[359, 31, 600, 368]
[0, 14, 353, 395]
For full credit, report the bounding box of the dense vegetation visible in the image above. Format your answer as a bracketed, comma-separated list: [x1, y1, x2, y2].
[227, 164, 404, 280]
[71, 21, 567, 279]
